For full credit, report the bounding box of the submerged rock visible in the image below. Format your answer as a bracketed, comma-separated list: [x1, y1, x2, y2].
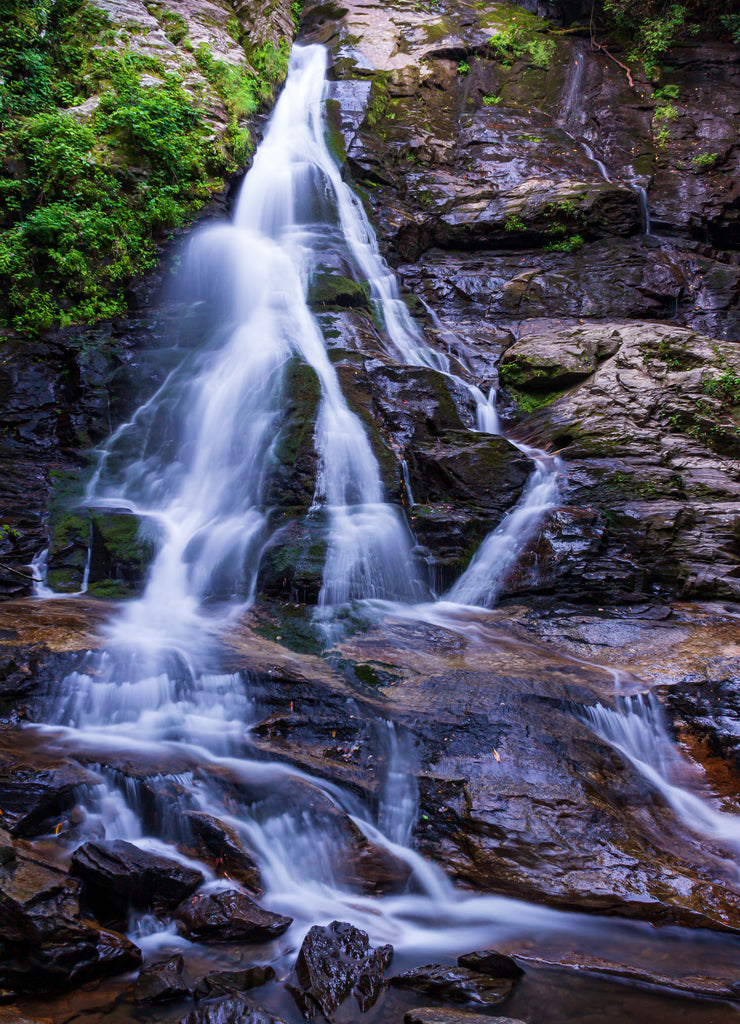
[457, 950, 525, 979]
[390, 965, 517, 1006]
[175, 889, 292, 942]
[293, 920, 393, 1017]
[405, 1012, 527, 1024]
[70, 840, 204, 925]
[193, 965, 276, 1001]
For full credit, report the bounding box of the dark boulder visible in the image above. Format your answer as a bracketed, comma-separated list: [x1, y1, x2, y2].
[0, 852, 141, 994]
[70, 840, 204, 925]
[292, 920, 393, 1017]
[175, 889, 292, 943]
[135, 954, 190, 1003]
[390, 964, 518, 1006]
[0, 751, 100, 838]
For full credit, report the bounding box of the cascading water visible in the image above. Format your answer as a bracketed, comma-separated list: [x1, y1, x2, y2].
[584, 693, 740, 861]
[23, 41, 740, 1017]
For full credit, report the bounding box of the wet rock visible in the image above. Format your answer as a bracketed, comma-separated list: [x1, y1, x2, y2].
[457, 950, 525, 979]
[175, 888, 292, 942]
[405, 1012, 527, 1024]
[331, 811, 412, 895]
[181, 999, 288, 1024]
[0, 852, 141, 994]
[293, 920, 393, 1017]
[0, 828, 16, 865]
[184, 810, 261, 891]
[193, 965, 275, 1001]
[135, 954, 190, 1003]
[390, 964, 517, 1006]
[70, 840, 204, 925]
[0, 748, 100, 838]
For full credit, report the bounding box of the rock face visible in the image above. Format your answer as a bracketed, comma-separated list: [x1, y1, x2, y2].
[300, 0, 740, 606]
[293, 920, 393, 1017]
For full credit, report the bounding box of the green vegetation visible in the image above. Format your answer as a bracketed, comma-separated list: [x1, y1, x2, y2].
[544, 233, 584, 252]
[488, 26, 555, 69]
[692, 151, 719, 171]
[599, 0, 740, 76]
[654, 102, 678, 120]
[701, 369, 740, 406]
[482, 93, 501, 105]
[457, 60, 471, 75]
[505, 214, 527, 232]
[0, 0, 289, 335]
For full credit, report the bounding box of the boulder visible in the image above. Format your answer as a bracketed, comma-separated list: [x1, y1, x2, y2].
[293, 920, 393, 1017]
[175, 889, 292, 943]
[180, 1000, 288, 1024]
[0, 751, 100, 838]
[184, 810, 261, 891]
[70, 840, 204, 925]
[135, 954, 190, 1003]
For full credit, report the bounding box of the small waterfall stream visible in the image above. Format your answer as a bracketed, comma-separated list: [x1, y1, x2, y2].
[20, 41, 740, 1015]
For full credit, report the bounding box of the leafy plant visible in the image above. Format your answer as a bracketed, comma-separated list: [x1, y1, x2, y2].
[654, 102, 678, 120]
[504, 214, 527, 231]
[0, 0, 291, 333]
[692, 151, 718, 170]
[488, 26, 554, 69]
[544, 233, 584, 252]
[457, 60, 471, 75]
[482, 93, 501, 105]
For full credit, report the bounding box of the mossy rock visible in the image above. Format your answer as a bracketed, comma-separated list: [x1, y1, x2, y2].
[46, 512, 91, 593]
[257, 514, 328, 603]
[87, 510, 161, 596]
[308, 272, 371, 310]
[264, 359, 321, 511]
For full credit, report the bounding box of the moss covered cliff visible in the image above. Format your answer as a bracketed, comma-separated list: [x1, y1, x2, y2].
[0, 0, 295, 334]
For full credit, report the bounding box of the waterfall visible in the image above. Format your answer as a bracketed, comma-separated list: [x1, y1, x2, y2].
[584, 694, 740, 860]
[87, 45, 425, 631]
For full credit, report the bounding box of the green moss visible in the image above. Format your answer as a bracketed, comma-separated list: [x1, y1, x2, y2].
[308, 272, 370, 310]
[507, 384, 568, 413]
[324, 98, 347, 165]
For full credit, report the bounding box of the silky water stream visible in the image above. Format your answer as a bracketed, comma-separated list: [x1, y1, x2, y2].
[21, 43, 740, 1024]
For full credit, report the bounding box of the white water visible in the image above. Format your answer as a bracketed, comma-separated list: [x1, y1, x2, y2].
[585, 693, 740, 860]
[24, 42, 739, 992]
